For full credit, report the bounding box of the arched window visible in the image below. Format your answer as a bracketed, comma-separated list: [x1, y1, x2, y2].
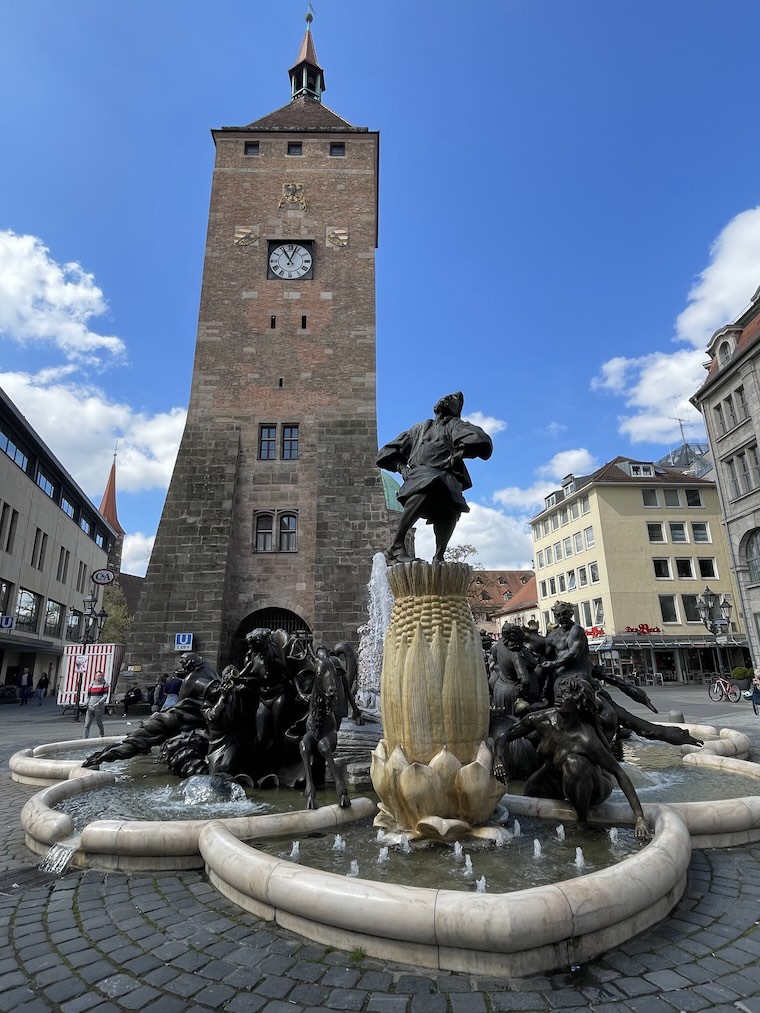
[254, 514, 273, 552]
[719, 341, 731, 365]
[279, 514, 297, 552]
[747, 529, 760, 584]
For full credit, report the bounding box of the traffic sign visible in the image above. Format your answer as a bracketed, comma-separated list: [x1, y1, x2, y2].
[0, 616, 14, 631]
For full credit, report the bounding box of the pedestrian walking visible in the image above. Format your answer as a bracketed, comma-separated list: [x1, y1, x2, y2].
[18, 668, 32, 705]
[83, 672, 108, 738]
[36, 673, 49, 705]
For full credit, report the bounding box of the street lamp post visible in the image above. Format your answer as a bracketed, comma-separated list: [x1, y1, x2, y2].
[74, 590, 108, 722]
[697, 586, 733, 680]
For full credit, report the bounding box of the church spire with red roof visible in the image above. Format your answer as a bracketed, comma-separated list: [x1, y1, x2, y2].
[289, 7, 325, 102]
[98, 449, 125, 576]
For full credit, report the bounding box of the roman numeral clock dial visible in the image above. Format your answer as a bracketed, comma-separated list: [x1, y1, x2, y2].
[268, 242, 313, 279]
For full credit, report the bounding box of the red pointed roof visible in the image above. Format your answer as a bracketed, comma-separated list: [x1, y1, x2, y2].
[290, 27, 323, 74]
[98, 456, 125, 535]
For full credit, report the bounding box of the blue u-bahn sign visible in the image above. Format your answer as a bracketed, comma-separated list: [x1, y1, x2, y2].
[174, 632, 193, 651]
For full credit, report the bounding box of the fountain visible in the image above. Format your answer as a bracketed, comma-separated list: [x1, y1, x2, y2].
[10, 389, 760, 976]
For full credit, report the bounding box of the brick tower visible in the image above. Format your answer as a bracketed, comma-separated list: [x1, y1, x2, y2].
[127, 17, 395, 676]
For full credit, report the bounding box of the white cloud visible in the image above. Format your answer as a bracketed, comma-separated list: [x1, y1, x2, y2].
[592, 206, 760, 443]
[676, 206, 760, 347]
[414, 502, 533, 569]
[0, 231, 125, 364]
[494, 448, 599, 512]
[463, 411, 507, 435]
[0, 370, 185, 498]
[121, 533, 155, 578]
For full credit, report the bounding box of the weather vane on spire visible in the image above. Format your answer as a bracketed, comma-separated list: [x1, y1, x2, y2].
[305, 2, 316, 27]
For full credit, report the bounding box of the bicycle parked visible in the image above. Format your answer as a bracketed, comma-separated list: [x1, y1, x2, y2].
[707, 674, 742, 703]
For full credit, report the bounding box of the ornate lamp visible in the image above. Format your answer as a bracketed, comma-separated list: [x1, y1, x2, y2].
[74, 592, 109, 722]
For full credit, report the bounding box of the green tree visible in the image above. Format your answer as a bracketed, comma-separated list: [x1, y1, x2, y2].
[98, 583, 132, 645]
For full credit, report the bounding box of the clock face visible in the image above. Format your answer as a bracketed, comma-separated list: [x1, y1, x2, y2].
[268, 243, 313, 279]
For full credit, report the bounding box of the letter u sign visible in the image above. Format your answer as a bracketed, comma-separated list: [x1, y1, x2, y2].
[175, 632, 193, 651]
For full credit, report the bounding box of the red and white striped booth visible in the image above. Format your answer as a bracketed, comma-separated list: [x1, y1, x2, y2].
[57, 644, 125, 710]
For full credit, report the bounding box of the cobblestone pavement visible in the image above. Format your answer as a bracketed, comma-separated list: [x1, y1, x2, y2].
[2, 689, 760, 1012]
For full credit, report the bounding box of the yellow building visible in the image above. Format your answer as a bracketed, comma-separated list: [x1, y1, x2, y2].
[530, 457, 748, 684]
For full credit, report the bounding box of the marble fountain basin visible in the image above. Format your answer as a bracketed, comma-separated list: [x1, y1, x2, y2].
[10, 722, 760, 976]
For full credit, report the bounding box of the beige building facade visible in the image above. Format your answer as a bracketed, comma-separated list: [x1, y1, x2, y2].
[531, 457, 748, 683]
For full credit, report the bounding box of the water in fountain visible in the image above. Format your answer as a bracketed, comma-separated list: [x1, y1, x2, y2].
[574, 847, 586, 870]
[463, 854, 474, 878]
[332, 834, 346, 852]
[555, 824, 565, 841]
[453, 841, 463, 859]
[288, 841, 300, 861]
[348, 860, 359, 877]
[355, 551, 394, 707]
[513, 819, 521, 838]
[400, 834, 412, 854]
[608, 827, 619, 844]
[475, 876, 487, 893]
[533, 839, 542, 859]
[377, 846, 389, 864]
[39, 840, 78, 874]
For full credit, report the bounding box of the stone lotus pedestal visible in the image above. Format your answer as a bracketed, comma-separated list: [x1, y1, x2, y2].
[370, 561, 505, 842]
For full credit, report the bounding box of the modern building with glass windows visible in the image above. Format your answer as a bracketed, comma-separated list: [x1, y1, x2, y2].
[692, 285, 760, 669]
[0, 386, 115, 690]
[530, 456, 748, 683]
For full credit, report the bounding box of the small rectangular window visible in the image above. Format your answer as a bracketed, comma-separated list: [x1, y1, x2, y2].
[329, 142, 345, 157]
[681, 594, 701, 623]
[664, 489, 680, 507]
[573, 531, 583, 554]
[578, 566, 587, 587]
[554, 541, 562, 561]
[270, 316, 277, 329]
[549, 577, 556, 595]
[560, 508, 568, 526]
[287, 141, 303, 156]
[647, 522, 665, 543]
[567, 570, 576, 590]
[685, 489, 703, 508]
[60, 496, 75, 519]
[551, 513, 559, 530]
[581, 600, 592, 626]
[653, 558, 671, 579]
[545, 546, 553, 565]
[282, 425, 299, 460]
[558, 574, 566, 593]
[244, 141, 260, 155]
[593, 597, 604, 624]
[259, 425, 277, 461]
[580, 494, 590, 514]
[4, 508, 18, 553]
[589, 561, 599, 583]
[669, 522, 687, 543]
[642, 489, 658, 507]
[563, 537, 572, 557]
[301, 315, 307, 329]
[570, 501, 580, 520]
[36, 470, 55, 498]
[255, 514, 273, 552]
[584, 526, 595, 549]
[540, 581, 547, 598]
[675, 558, 694, 579]
[698, 558, 716, 579]
[658, 594, 678, 624]
[692, 522, 710, 543]
[536, 550, 544, 568]
[79, 516, 91, 536]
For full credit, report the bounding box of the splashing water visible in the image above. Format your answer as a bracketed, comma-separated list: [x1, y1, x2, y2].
[377, 847, 389, 864]
[376, 829, 384, 842]
[453, 841, 463, 859]
[475, 876, 487, 893]
[39, 842, 77, 875]
[289, 841, 300, 861]
[608, 827, 619, 843]
[400, 834, 412, 854]
[356, 552, 394, 697]
[348, 860, 359, 878]
[555, 824, 565, 841]
[533, 839, 542, 859]
[463, 855, 474, 878]
[513, 819, 521, 838]
[574, 847, 586, 869]
[332, 835, 346, 852]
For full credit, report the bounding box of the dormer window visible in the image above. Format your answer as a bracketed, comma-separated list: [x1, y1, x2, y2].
[718, 341, 731, 365]
[545, 493, 557, 508]
[630, 464, 654, 477]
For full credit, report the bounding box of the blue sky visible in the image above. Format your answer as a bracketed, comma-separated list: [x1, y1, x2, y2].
[2, 1, 760, 574]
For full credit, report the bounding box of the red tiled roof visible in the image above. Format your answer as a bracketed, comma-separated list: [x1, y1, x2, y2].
[470, 569, 537, 619]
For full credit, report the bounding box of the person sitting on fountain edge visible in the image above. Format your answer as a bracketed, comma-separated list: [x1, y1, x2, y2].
[377, 391, 492, 564]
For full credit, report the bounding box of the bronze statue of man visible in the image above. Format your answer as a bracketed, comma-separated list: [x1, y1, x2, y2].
[377, 391, 492, 563]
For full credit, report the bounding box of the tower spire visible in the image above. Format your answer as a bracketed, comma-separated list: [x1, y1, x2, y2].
[98, 446, 125, 537]
[290, 7, 325, 102]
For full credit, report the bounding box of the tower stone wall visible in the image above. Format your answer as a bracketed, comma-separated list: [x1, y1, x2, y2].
[127, 41, 393, 678]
